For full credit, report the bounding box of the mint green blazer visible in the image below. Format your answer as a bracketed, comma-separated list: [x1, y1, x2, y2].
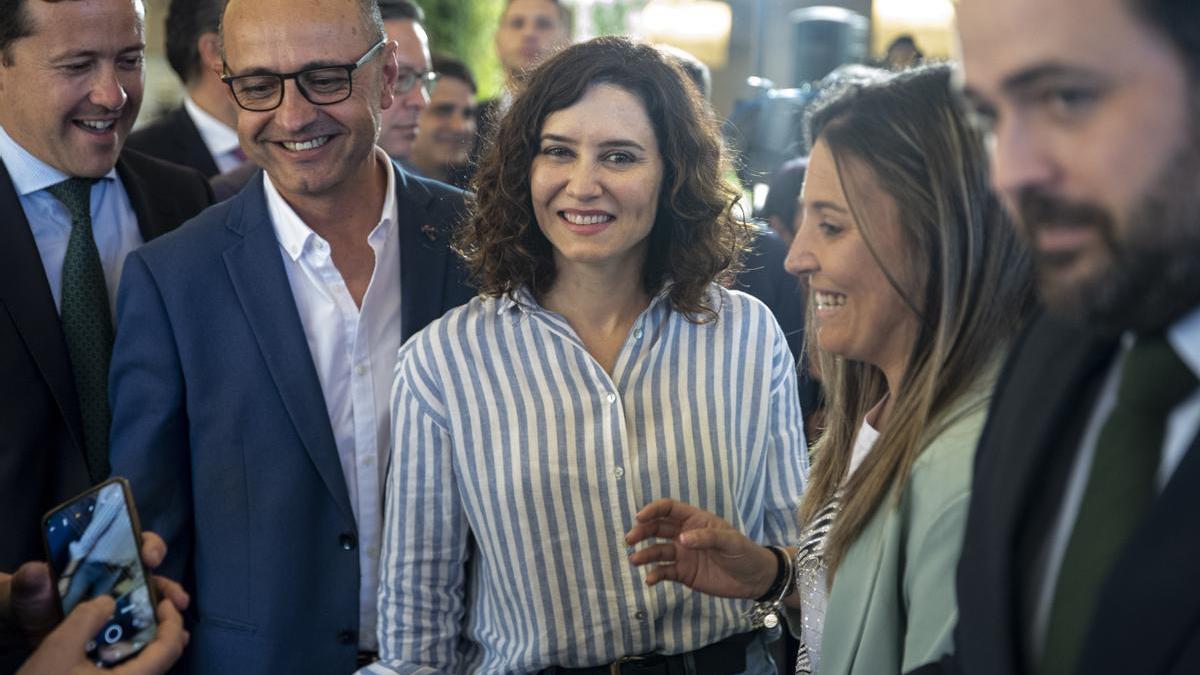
[807, 376, 995, 674]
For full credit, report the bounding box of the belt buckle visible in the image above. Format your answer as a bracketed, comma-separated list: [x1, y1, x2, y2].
[610, 653, 653, 674]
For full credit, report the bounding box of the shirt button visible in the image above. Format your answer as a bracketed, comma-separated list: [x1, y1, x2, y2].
[606, 393, 617, 404]
[355, 364, 367, 376]
[338, 532, 357, 550]
[634, 610, 648, 621]
[613, 466, 625, 480]
[633, 328, 644, 339]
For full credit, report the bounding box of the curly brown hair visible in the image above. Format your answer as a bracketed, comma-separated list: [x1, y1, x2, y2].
[457, 36, 750, 322]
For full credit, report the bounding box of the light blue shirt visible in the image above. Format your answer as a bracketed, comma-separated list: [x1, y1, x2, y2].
[369, 285, 808, 674]
[0, 124, 143, 318]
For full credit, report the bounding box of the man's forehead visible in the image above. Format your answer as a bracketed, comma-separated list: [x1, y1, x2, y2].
[958, 0, 1139, 91]
[503, 0, 561, 22]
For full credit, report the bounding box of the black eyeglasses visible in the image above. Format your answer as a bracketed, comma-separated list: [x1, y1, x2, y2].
[222, 39, 386, 112]
[397, 69, 438, 94]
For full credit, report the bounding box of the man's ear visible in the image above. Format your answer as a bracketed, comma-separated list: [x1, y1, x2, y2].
[380, 40, 399, 111]
[198, 32, 223, 78]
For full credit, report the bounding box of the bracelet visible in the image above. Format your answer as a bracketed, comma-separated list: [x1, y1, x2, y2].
[747, 545, 794, 629]
[754, 545, 789, 602]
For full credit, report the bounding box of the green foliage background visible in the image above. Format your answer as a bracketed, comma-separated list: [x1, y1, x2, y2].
[420, 0, 506, 99]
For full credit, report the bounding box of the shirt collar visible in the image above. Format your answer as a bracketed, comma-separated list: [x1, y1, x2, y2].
[496, 283, 675, 316]
[0, 123, 116, 196]
[182, 96, 242, 157]
[265, 149, 397, 261]
[1167, 304, 1200, 379]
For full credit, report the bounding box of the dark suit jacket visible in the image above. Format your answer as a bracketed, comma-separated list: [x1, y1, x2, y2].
[0, 150, 210, 673]
[108, 164, 474, 674]
[913, 311, 1200, 675]
[0, 150, 212, 573]
[127, 106, 221, 178]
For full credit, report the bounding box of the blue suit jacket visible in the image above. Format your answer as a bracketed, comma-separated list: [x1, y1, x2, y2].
[108, 165, 474, 674]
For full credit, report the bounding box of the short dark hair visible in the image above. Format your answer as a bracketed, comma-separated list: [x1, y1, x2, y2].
[378, 0, 423, 24]
[1129, 0, 1200, 76]
[165, 0, 225, 83]
[0, 0, 49, 64]
[458, 36, 748, 322]
[431, 53, 475, 93]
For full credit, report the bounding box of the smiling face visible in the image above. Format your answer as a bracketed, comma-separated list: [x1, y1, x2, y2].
[957, 0, 1200, 331]
[495, 0, 568, 81]
[220, 0, 396, 203]
[377, 18, 430, 160]
[411, 75, 476, 174]
[530, 83, 663, 279]
[785, 139, 920, 376]
[0, 0, 145, 178]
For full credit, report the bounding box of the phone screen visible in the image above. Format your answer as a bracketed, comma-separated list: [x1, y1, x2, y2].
[42, 478, 158, 667]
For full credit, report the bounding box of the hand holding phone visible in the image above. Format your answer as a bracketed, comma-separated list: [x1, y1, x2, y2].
[15, 592, 187, 675]
[41, 478, 159, 668]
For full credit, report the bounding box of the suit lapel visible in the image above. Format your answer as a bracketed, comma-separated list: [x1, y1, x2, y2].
[0, 159, 85, 455]
[220, 175, 355, 525]
[988, 319, 1115, 555]
[172, 108, 220, 177]
[395, 164, 451, 341]
[971, 316, 1116, 671]
[116, 155, 173, 242]
[1079, 433, 1200, 673]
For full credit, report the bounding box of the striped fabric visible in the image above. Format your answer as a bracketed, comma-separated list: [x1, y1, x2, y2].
[793, 493, 840, 675]
[369, 285, 808, 674]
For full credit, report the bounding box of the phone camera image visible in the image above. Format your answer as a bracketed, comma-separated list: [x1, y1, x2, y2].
[44, 481, 157, 666]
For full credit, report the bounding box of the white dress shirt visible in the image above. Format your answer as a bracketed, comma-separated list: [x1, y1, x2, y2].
[0, 123, 143, 318]
[1029, 306, 1200, 663]
[263, 157, 401, 651]
[183, 96, 244, 174]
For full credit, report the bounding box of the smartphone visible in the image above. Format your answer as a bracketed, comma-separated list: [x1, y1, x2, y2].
[41, 477, 159, 667]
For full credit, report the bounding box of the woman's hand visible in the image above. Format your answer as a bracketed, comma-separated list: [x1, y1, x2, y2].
[625, 499, 779, 600]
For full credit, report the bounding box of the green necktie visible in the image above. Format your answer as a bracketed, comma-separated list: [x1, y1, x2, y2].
[1040, 334, 1198, 674]
[46, 177, 112, 484]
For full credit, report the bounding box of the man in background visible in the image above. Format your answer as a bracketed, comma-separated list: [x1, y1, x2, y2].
[407, 54, 476, 189]
[376, 0, 433, 162]
[473, 0, 569, 157]
[127, 0, 243, 177]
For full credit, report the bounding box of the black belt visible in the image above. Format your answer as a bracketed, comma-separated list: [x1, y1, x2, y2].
[356, 650, 378, 668]
[543, 630, 759, 675]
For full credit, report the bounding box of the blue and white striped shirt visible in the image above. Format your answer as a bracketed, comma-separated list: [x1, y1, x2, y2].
[370, 285, 808, 674]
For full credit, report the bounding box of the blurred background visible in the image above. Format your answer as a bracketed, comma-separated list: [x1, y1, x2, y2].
[137, 0, 955, 202]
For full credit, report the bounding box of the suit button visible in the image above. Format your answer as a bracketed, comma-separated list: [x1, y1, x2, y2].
[337, 629, 356, 645]
[339, 532, 357, 550]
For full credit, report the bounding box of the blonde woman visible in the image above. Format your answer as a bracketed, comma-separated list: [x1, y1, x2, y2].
[626, 64, 1034, 674]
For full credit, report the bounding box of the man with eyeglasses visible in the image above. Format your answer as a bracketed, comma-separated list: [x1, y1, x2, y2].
[377, 0, 435, 163]
[107, 0, 474, 671]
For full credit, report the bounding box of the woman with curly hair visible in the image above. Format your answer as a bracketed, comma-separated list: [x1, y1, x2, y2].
[626, 64, 1034, 674]
[369, 37, 808, 674]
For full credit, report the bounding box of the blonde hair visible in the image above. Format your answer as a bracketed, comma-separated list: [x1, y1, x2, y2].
[798, 65, 1034, 577]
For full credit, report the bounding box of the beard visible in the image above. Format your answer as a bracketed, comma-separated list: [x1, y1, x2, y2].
[1013, 125, 1200, 335]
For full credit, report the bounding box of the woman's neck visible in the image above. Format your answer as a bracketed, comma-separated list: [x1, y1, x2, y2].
[541, 265, 651, 374]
